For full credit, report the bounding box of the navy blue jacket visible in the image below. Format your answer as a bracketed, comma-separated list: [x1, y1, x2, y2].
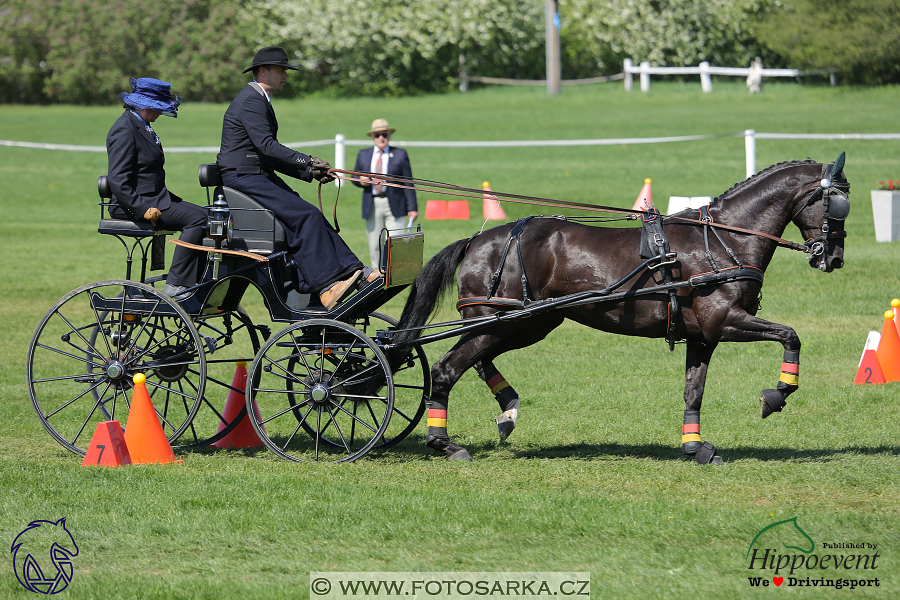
[106, 111, 182, 219]
[217, 83, 313, 182]
[352, 146, 417, 219]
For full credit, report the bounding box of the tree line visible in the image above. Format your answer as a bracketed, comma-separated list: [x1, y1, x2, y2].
[1, 0, 897, 104]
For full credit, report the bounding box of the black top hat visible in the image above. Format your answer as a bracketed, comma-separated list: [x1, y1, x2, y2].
[243, 46, 299, 74]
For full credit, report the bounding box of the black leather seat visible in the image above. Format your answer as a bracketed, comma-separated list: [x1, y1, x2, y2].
[198, 164, 287, 255]
[96, 175, 173, 237]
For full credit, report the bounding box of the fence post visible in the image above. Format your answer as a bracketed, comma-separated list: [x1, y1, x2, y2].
[744, 129, 756, 179]
[700, 62, 712, 93]
[335, 133, 345, 189]
[640, 61, 650, 92]
[624, 58, 633, 92]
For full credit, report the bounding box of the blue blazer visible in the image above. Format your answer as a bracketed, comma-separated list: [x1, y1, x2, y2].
[352, 146, 417, 219]
[106, 111, 182, 219]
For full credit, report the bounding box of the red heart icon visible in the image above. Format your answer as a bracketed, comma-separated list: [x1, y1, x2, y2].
[773, 577, 783, 586]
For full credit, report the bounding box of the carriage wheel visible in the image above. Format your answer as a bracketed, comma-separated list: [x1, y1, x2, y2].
[135, 275, 266, 447]
[26, 280, 206, 455]
[171, 307, 263, 447]
[339, 312, 427, 450]
[247, 319, 394, 463]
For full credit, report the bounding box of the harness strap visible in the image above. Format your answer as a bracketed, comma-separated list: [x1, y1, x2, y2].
[486, 216, 534, 301]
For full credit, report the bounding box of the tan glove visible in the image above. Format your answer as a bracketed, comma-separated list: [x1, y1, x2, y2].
[143, 207, 162, 225]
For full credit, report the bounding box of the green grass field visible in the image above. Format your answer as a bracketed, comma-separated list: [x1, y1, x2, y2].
[2, 81, 899, 599]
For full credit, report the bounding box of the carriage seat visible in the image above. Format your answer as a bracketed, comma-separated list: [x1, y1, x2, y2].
[96, 176, 174, 237]
[198, 164, 287, 255]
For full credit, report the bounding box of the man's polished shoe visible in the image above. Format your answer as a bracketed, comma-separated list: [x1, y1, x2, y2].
[161, 284, 189, 297]
[362, 268, 383, 284]
[319, 270, 362, 310]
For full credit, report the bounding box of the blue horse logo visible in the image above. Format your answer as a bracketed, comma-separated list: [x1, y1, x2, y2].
[11, 518, 79, 594]
[747, 516, 815, 558]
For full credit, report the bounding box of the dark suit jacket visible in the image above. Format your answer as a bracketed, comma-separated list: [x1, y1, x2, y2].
[351, 146, 417, 219]
[106, 110, 182, 219]
[217, 83, 313, 182]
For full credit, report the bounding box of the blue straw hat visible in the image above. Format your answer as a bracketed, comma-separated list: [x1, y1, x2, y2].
[118, 78, 183, 117]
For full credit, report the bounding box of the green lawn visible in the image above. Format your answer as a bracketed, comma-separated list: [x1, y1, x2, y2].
[1, 81, 899, 599]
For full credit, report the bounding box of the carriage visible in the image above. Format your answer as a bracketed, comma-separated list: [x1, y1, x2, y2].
[26, 164, 431, 463]
[26, 153, 850, 465]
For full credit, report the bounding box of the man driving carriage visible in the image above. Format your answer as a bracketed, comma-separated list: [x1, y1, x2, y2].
[217, 46, 380, 310]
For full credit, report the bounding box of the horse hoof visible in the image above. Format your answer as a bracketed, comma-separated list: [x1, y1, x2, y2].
[760, 389, 786, 419]
[682, 441, 702, 455]
[448, 447, 473, 461]
[695, 441, 724, 465]
[496, 420, 515, 441]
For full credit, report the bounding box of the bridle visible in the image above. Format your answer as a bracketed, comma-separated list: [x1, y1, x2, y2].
[788, 153, 850, 262]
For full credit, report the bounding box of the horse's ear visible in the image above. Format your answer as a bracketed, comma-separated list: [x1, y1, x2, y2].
[833, 151, 846, 178]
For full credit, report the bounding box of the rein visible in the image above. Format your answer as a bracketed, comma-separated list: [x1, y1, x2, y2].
[326, 168, 812, 253]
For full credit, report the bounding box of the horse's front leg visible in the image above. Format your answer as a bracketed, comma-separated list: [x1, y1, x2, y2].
[683, 342, 723, 465]
[474, 359, 520, 441]
[718, 313, 802, 419]
[425, 332, 496, 461]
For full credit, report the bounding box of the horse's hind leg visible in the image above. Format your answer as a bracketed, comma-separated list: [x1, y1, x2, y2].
[682, 342, 723, 465]
[474, 359, 520, 441]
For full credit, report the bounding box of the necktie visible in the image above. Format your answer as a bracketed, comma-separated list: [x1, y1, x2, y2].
[374, 150, 384, 195]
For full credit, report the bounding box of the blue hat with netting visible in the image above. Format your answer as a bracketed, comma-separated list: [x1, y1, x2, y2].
[118, 78, 183, 117]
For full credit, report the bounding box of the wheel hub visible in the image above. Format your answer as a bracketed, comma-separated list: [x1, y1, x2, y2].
[153, 345, 190, 382]
[105, 360, 127, 380]
[310, 383, 330, 403]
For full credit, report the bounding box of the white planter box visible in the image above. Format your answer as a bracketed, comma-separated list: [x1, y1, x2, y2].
[871, 190, 900, 242]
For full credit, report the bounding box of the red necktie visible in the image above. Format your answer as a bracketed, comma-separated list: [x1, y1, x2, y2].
[374, 150, 384, 195]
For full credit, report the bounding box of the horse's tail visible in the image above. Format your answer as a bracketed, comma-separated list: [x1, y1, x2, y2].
[393, 238, 469, 346]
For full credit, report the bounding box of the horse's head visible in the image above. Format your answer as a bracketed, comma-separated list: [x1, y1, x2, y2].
[791, 152, 849, 272]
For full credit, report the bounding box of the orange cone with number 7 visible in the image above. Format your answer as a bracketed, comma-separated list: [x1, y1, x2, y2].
[876, 311, 900, 383]
[124, 373, 179, 464]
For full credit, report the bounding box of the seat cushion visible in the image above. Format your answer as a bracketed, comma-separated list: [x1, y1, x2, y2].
[98, 219, 173, 237]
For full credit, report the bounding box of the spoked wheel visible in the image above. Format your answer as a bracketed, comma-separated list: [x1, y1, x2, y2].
[247, 319, 394, 463]
[172, 308, 264, 447]
[135, 274, 267, 447]
[345, 311, 428, 450]
[26, 280, 206, 455]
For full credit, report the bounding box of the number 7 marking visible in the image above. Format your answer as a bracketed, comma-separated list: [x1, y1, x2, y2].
[96, 444, 106, 465]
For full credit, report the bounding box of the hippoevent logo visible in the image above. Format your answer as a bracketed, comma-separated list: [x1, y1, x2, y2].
[746, 516, 881, 590]
[10, 518, 79, 594]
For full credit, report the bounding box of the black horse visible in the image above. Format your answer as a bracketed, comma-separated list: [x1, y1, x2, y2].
[393, 156, 849, 462]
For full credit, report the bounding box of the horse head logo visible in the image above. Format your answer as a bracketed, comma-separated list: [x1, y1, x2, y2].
[747, 516, 815, 558]
[11, 518, 79, 594]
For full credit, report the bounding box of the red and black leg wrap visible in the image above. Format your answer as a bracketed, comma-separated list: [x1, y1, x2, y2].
[424, 385, 472, 461]
[761, 350, 798, 419]
[476, 362, 519, 412]
[681, 410, 702, 455]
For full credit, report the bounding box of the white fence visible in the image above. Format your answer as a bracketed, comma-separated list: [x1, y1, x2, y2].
[622, 58, 835, 93]
[4, 130, 898, 185]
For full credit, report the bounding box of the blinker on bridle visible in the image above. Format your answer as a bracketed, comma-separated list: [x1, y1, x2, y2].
[791, 152, 849, 259]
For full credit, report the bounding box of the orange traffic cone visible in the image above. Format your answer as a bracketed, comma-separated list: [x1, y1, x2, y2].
[891, 299, 900, 336]
[876, 311, 900, 382]
[82, 421, 132, 467]
[447, 200, 470, 220]
[424, 200, 447, 220]
[212, 361, 265, 449]
[632, 178, 653, 211]
[482, 182, 506, 220]
[124, 373, 179, 464]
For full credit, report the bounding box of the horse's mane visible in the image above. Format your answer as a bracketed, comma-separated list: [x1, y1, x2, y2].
[711, 159, 819, 206]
